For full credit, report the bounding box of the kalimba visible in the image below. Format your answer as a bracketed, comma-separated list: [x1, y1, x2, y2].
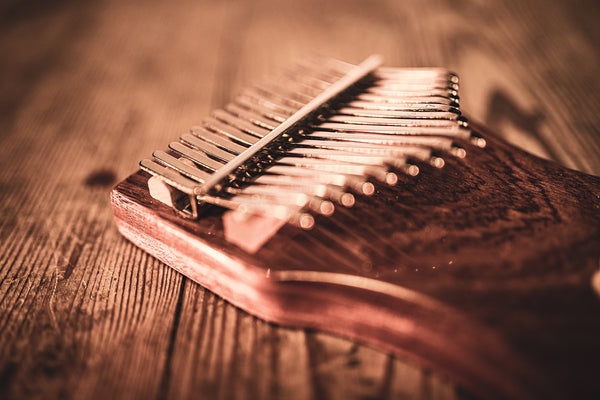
[111, 55, 600, 399]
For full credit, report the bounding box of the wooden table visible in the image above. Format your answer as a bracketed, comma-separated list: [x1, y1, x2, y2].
[1, 0, 599, 398]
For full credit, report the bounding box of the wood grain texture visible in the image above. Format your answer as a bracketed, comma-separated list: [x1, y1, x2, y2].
[1, 0, 599, 399]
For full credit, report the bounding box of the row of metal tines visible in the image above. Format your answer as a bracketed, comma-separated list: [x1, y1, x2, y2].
[141, 56, 480, 229]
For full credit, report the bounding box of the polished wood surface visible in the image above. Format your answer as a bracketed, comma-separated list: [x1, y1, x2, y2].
[2, 0, 600, 399]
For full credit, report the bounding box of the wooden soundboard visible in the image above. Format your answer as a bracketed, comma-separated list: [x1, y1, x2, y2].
[111, 56, 600, 399]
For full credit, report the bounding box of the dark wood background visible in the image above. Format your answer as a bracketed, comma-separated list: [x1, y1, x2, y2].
[1, 0, 599, 398]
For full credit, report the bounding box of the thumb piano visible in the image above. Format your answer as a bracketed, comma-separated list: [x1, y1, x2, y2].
[111, 55, 600, 399]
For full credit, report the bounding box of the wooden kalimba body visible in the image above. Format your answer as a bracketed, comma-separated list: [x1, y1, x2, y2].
[111, 56, 600, 399]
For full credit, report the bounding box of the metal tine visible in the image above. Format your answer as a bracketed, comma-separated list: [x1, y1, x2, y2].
[264, 165, 376, 196]
[255, 79, 316, 104]
[238, 180, 344, 208]
[286, 61, 348, 84]
[371, 76, 458, 87]
[199, 55, 384, 196]
[315, 122, 472, 140]
[188, 127, 247, 155]
[294, 138, 438, 165]
[234, 96, 290, 122]
[337, 106, 461, 121]
[225, 186, 336, 216]
[375, 68, 458, 83]
[279, 69, 332, 91]
[212, 109, 271, 138]
[152, 150, 212, 183]
[325, 114, 462, 128]
[168, 142, 225, 171]
[225, 103, 279, 130]
[251, 174, 355, 207]
[369, 80, 459, 91]
[275, 156, 398, 185]
[345, 101, 461, 115]
[140, 159, 198, 195]
[203, 118, 261, 146]
[270, 75, 323, 97]
[284, 57, 353, 83]
[364, 87, 459, 99]
[303, 54, 355, 74]
[243, 86, 306, 110]
[356, 93, 459, 105]
[283, 147, 410, 170]
[180, 134, 236, 162]
[201, 193, 315, 229]
[301, 133, 462, 156]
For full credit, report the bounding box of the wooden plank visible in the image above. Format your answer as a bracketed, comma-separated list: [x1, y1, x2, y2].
[1, 0, 599, 399]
